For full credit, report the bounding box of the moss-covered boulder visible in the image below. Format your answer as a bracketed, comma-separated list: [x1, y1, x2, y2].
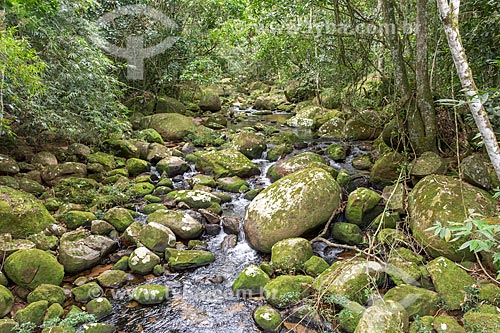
[166, 190, 221, 211]
[232, 265, 270, 296]
[198, 91, 221, 112]
[139, 222, 176, 252]
[217, 176, 248, 193]
[156, 156, 189, 177]
[165, 249, 215, 270]
[463, 310, 500, 333]
[0, 235, 36, 261]
[104, 207, 134, 232]
[286, 105, 326, 128]
[383, 285, 439, 318]
[125, 158, 150, 177]
[370, 151, 404, 187]
[386, 248, 424, 286]
[318, 116, 346, 139]
[326, 143, 347, 161]
[267, 144, 292, 162]
[0, 318, 18, 332]
[135, 129, 164, 145]
[0, 272, 7, 286]
[253, 305, 282, 332]
[303, 256, 329, 277]
[354, 300, 408, 333]
[155, 96, 186, 114]
[195, 149, 260, 178]
[270, 238, 313, 274]
[461, 153, 500, 191]
[60, 211, 96, 230]
[58, 230, 117, 274]
[313, 260, 384, 304]
[131, 284, 169, 305]
[345, 187, 383, 227]
[409, 151, 447, 179]
[337, 301, 366, 333]
[352, 154, 373, 171]
[71, 282, 103, 303]
[331, 223, 364, 245]
[189, 174, 216, 188]
[4, 249, 64, 289]
[141, 113, 197, 142]
[244, 167, 342, 253]
[146, 210, 203, 240]
[120, 222, 143, 247]
[27, 284, 66, 305]
[86, 297, 112, 320]
[426, 256, 476, 310]
[0, 186, 56, 238]
[128, 247, 161, 275]
[344, 111, 383, 141]
[263, 275, 313, 308]
[14, 300, 48, 325]
[41, 162, 87, 186]
[96, 270, 127, 289]
[0, 155, 19, 175]
[409, 175, 496, 261]
[54, 177, 99, 205]
[0, 285, 14, 318]
[268, 152, 336, 182]
[230, 131, 267, 159]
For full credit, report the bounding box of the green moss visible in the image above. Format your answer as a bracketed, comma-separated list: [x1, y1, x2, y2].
[15, 300, 48, 325]
[104, 207, 134, 232]
[232, 265, 270, 295]
[27, 284, 66, 305]
[195, 149, 260, 178]
[345, 187, 383, 227]
[331, 223, 364, 245]
[131, 285, 169, 305]
[86, 297, 112, 320]
[263, 275, 313, 308]
[326, 143, 347, 161]
[0, 285, 14, 317]
[383, 285, 439, 318]
[165, 249, 215, 270]
[44, 303, 64, 321]
[270, 238, 313, 274]
[60, 211, 96, 229]
[303, 256, 329, 277]
[253, 305, 282, 332]
[337, 301, 365, 333]
[71, 282, 103, 303]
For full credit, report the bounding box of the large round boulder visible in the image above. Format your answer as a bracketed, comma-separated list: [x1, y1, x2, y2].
[4, 249, 64, 289]
[268, 152, 337, 182]
[0, 186, 56, 238]
[195, 149, 259, 178]
[198, 91, 221, 112]
[409, 175, 497, 261]
[230, 131, 267, 160]
[140, 113, 197, 142]
[244, 167, 342, 253]
[146, 210, 203, 240]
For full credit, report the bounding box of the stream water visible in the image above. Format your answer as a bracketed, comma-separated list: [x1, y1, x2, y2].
[104, 108, 371, 333]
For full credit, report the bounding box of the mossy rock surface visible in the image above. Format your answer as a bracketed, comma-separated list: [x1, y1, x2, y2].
[61, 211, 96, 230]
[303, 256, 329, 277]
[88, 152, 116, 171]
[81, 323, 116, 333]
[135, 129, 164, 144]
[131, 284, 169, 305]
[244, 168, 342, 253]
[15, 300, 48, 325]
[86, 297, 112, 320]
[344, 111, 383, 141]
[44, 303, 64, 321]
[104, 207, 134, 232]
[0, 154, 19, 175]
[263, 275, 313, 308]
[268, 152, 336, 182]
[326, 143, 347, 161]
[229, 131, 267, 159]
[156, 156, 189, 177]
[141, 113, 197, 142]
[0, 285, 14, 318]
[27, 284, 66, 305]
[195, 149, 260, 178]
[0, 318, 18, 332]
[463, 311, 500, 333]
[409, 151, 447, 178]
[96, 270, 127, 288]
[155, 96, 187, 114]
[270, 238, 313, 274]
[166, 190, 221, 210]
[370, 151, 404, 187]
[139, 222, 177, 252]
[72, 282, 103, 303]
[345, 187, 382, 226]
[253, 305, 282, 332]
[217, 176, 248, 193]
[232, 265, 270, 296]
[189, 175, 216, 188]
[426, 256, 476, 310]
[125, 158, 150, 177]
[4, 249, 64, 289]
[331, 223, 364, 245]
[146, 210, 203, 240]
[409, 175, 496, 261]
[383, 285, 439, 318]
[461, 153, 500, 191]
[54, 177, 99, 205]
[0, 186, 56, 238]
[354, 300, 408, 333]
[165, 249, 215, 270]
[128, 247, 161, 275]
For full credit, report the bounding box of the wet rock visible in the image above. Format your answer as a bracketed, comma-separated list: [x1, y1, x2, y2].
[268, 152, 336, 182]
[195, 149, 260, 178]
[139, 222, 176, 252]
[409, 151, 447, 179]
[147, 210, 203, 240]
[263, 275, 313, 308]
[81, 323, 116, 333]
[0, 285, 14, 317]
[229, 131, 266, 159]
[313, 260, 385, 304]
[267, 144, 292, 162]
[370, 151, 404, 187]
[409, 175, 496, 261]
[72, 282, 103, 303]
[270, 238, 313, 274]
[383, 285, 439, 318]
[426, 256, 476, 310]
[461, 153, 500, 190]
[125, 158, 150, 177]
[244, 167, 342, 253]
[199, 91, 221, 112]
[15, 300, 48, 325]
[352, 154, 373, 170]
[0, 186, 56, 238]
[303, 256, 330, 277]
[253, 305, 282, 332]
[354, 300, 408, 333]
[221, 216, 239, 235]
[60, 211, 96, 230]
[128, 247, 161, 275]
[326, 143, 347, 161]
[27, 284, 66, 305]
[86, 297, 112, 320]
[166, 190, 221, 211]
[221, 234, 237, 252]
[140, 113, 197, 142]
[156, 156, 189, 177]
[41, 162, 87, 185]
[104, 207, 134, 232]
[4, 249, 64, 289]
[0, 154, 19, 175]
[165, 249, 215, 270]
[331, 223, 364, 245]
[345, 187, 383, 227]
[96, 270, 127, 289]
[217, 176, 248, 193]
[232, 264, 270, 296]
[131, 284, 169, 305]
[59, 230, 117, 274]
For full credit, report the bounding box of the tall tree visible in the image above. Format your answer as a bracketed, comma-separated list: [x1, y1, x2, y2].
[436, 0, 500, 181]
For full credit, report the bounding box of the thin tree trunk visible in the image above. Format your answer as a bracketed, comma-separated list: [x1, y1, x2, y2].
[412, 0, 437, 153]
[436, 0, 500, 182]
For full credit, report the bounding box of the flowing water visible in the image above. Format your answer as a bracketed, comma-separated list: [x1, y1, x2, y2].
[105, 108, 371, 332]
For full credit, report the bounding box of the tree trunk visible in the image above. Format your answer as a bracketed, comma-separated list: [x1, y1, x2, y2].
[436, 0, 500, 182]
[412, 0, 437, 153]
